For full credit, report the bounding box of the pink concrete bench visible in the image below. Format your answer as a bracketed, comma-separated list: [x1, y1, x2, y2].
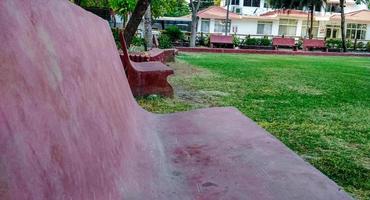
[128, 48, 177, 63]
[0, 1, 352, 199]
[303, 39, 328, 51]
[210, 34, 234, 48]
[273, 37, 297, 51]
[119, 32, 174, 97]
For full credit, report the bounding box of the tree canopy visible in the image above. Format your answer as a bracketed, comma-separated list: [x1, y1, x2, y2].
[164, 0, 191, 17]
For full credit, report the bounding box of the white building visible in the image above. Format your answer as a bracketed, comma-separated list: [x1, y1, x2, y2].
[193, 1, 370, 41]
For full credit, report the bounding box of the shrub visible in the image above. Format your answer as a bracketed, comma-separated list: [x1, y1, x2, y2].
[297, 38, 303, 49]
[131, 35, 145, 47]
[204, 35, 210, 46]
[356, 41, 364, 50]
[197, 32, 206, 46]
[346, 39, 353, 49]
[163, 25, 184, 42]
[326, 39, 342, 48]
[158, 34, 172, 49]
[366, 42, 370, 52]
[244, 37, 258, 45]
[111, 28, 121, 49]
[259, 37, 271, 46]
[232, 35, 241, 47]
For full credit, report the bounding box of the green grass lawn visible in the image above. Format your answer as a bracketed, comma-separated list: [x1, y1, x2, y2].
[137, 53, 370, 199]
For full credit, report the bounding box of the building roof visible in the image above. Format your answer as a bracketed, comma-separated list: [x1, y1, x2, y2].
[331, 10, 370, 22]
[197, 6, 241, 20]
[260, 9, 310, 19]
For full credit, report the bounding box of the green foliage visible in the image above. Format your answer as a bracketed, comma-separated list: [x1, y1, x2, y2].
[111, 28, 121, 49]
[110, 0, 136, 16]
[356, 41, 365, 50]
[244, 37, 258, 45]
[232, 35, 241, 46]
[110, 0, 180, 18]
[158, 34, 173, 49]
[198, 33, 207, 46]
[260, 37, 272, 46]
[131, 35, 145, 46]
[78, 0, 110, 8]
[164, 0, 191, 17]
[297, 37, 303, 49]
[214, 0, 222, 6]
[152, 0, 177, 18]
[242, 36, 272, 46]
[326, 39, 342, 48]
[193, 0, 214, 11]
[163, 26, 184, 42]
[346, 39, 353, 49]
[366, 42, 370, 52]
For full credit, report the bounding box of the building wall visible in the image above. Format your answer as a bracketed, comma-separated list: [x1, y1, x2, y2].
[231, 19, 258, 35]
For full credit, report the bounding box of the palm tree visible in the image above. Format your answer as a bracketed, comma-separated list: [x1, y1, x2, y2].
[301, 0, 326, 39]
[339, 0, 346, 52]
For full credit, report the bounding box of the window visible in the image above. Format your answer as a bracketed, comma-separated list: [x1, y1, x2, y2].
[231, 0, 240, 5]
[326, 24, 341, 38]
[346, 23, 367, 40]
[301, 20, 319, 37]
[214, 19, 231, 33]
[257, 21, 272, 35]
[278, 19, 297, 36]
[243, 0, 260, 7]
[201, 19, 210, 33]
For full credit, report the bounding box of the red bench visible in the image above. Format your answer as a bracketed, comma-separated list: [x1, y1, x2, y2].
[119, 32, 174, 97]
[210, 34, 234, 48]
[273, 37, 297, 51]
[128, 48, 177, 63]
[0, 1, 352, 199]
[303, 39, 328, 51]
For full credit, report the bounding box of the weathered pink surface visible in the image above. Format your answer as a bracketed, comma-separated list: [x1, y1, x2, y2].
[303, 39, 327, 51]
[119, 33, 174, 97]
[0, 0, 352, 199]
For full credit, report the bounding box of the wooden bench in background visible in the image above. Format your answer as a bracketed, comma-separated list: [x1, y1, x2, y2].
[129, 48, 178, 63]
[210, 34, 234, 48]
[303, 39, 328, 52]
[273, 37, 297, 51]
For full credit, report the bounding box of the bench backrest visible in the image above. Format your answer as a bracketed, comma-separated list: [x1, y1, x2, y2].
[210, 34, 233, 44]
[273, 37, 295, 46]
[303, 39, 326, 47]
[0, 0, 162, 199]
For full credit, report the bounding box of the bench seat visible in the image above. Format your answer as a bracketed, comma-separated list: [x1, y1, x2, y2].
[210, 34, 234, 48]
[303, 39, 327, 51]
[273, 37, 297, 51]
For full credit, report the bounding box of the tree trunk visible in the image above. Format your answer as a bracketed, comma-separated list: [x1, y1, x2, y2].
[190, 0, 201, 47]
[309, 4, 314, 39]
[340, 0, 347, 52]
[225, 0, 230, 36]
[144, 5, 153, 50]
[124, 0, 151, 47]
